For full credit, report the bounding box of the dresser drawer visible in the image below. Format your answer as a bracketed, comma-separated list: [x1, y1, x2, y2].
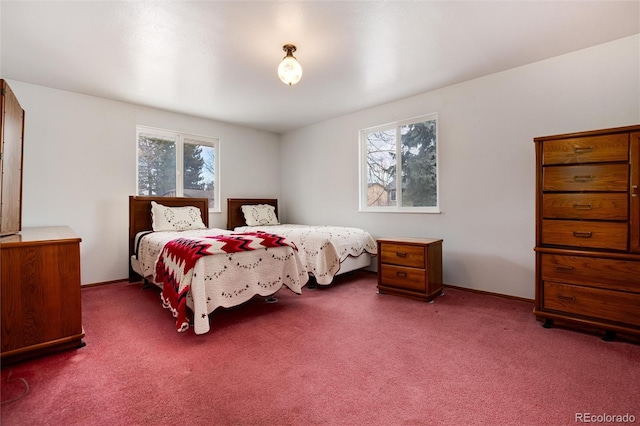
[379, 243, 425, 268]
[379, 264, 426, 292]
[543, 164, 629, 192]
[542, 220, 628, 250]
[542, 193, 628, 220]
[543, 281, 640, 327]
[540, 254, 640, 293]
[542, 134, 628, 165]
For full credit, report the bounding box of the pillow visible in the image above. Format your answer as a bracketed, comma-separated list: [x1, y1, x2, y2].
[151, 201, 207, 231]
[241, 204, 279, 226]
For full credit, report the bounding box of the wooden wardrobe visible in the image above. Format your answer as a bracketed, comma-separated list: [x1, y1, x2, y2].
[534, 125, 640, 340]
[0, 79, 25, 236]
[0, 82, 85, 364]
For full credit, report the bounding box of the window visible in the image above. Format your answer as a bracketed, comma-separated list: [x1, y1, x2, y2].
[136, 126, 220, 211]
[359, 113, 439, 213]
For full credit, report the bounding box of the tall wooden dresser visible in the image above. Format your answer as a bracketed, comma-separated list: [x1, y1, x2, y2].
[1, 226, 85, 364]
[534, 125, 640, 340]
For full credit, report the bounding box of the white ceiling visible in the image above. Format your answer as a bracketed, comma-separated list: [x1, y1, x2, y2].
[1, 1, 638, 134]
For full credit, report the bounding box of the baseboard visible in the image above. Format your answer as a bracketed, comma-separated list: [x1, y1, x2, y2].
[443, 283, 534, 304]
[81, 272, 534, 305]
[81, 278, 130, 288]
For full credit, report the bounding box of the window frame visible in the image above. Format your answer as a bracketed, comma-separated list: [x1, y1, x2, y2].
[136, 125, 221, 213]
[359, 113, 440, 213]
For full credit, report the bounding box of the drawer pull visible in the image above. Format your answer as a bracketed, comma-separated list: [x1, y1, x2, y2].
[573, 175, 593, 182]
[573, 231, 592, 238]
[573, 203, 592, 210]
[557, 294, 576, 303]
[554, 265, 573, 273]
[396, 271, 407, 278]
[573, 146, 593, 154]
[395, 252, 407, 258]
[633, 185, 638, 197]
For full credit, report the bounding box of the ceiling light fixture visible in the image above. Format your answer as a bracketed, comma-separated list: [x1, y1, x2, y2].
[278, 44, 302, 86]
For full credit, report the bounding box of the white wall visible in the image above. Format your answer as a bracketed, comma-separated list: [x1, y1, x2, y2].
[279, 35, 640, 299]
[7, 81, 281, 285]
[6, 35, 638, 293]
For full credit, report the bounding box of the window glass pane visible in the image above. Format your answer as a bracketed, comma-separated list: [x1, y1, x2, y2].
[360, 114, 438, 213]
[365, 129, 396, 207]
[400, 120, 437, 207]
[137, 132, 176, 196]
[183, 139, 215, 208]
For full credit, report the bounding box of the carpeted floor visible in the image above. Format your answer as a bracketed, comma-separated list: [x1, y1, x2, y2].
[1, 271, 639, 425]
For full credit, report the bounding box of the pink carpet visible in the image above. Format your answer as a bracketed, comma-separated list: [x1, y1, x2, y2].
[2, 271, 639, 425]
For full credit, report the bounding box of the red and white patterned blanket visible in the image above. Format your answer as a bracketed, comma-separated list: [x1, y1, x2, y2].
[155, 232, 298, 332]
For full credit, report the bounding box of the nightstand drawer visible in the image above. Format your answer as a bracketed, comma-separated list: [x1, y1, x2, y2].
[380, 265, 425, 292]
[379, 243, 425, 268]
[543, 281, 640, 327]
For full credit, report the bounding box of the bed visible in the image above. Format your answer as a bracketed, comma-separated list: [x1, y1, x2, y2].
[227, 198, 377, 285]
[128, 196, 308, 334]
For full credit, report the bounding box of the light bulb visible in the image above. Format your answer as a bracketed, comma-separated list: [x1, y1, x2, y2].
[278, 45, 302, 86]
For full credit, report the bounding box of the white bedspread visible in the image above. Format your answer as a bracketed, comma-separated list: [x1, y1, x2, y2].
[135, 228, 308, 334]
[234, 224, 377, 284]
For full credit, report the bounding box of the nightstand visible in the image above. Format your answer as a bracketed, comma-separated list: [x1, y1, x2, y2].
[377, 237, 443, 302]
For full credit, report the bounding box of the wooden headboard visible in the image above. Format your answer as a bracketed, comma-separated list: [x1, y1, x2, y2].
[128, 196, 209, 282]
[226, 198, 278, 230]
